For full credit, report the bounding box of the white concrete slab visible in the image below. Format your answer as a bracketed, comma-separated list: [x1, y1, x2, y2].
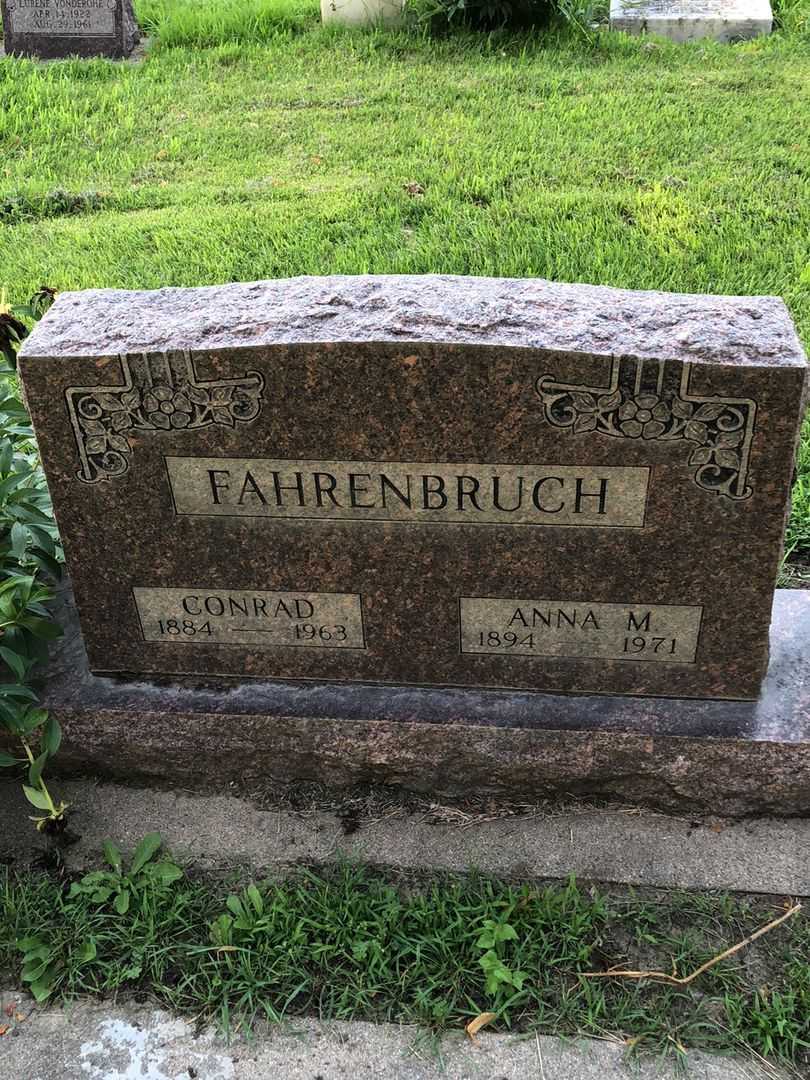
[0, 991, 782, 1080]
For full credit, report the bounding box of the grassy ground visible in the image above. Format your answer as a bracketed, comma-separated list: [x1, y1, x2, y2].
[1, 17, 809, 547]
[1, 859, 808, 1070]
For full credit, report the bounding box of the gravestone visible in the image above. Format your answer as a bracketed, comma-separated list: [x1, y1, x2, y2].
[609, 0, 772, 42]
[320, 0, 404, 26]
[1, 0, 138, 59]
[18, 276, 807, 705]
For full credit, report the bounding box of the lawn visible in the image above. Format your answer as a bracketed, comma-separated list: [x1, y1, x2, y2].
[1, 8, 809, 549]
[2, 858, 808, 1067]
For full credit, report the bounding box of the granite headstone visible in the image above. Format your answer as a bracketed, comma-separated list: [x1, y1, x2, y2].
[18, 276, 808, 701]
[609, 0, 772, 42]
[1, 0, 138, 59]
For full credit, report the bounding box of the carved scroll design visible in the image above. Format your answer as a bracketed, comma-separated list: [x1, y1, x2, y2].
[535, 357, 756, 500]
[66, 351, 264, 484]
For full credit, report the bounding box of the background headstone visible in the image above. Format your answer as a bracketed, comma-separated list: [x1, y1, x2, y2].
[609, 0, 772, 42]
[18, 276, 808, 701]
[1, 0, 138, 59]
[320, 0, 404, 26]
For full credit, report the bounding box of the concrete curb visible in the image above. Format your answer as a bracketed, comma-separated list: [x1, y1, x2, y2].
[0, 989, 784, 1080]
[2, 780, 809, 895]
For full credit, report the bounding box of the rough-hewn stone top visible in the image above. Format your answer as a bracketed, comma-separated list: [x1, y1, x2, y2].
[20, 275, 806, 368]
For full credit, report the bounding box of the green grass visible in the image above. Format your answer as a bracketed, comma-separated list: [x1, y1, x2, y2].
[1, 861, 808, 1069]
[788, 415, 810, 557]
[136, 0, 320, 46]
[0, 18, 809, 548]
[773, 0, 810, 36]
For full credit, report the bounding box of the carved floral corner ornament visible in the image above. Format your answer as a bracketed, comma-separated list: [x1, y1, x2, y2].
[66, 351, 264, 484]
[535, 356, 757, 501]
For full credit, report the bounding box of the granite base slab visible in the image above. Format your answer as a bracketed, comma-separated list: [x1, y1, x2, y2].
[11, 581, 810, 817]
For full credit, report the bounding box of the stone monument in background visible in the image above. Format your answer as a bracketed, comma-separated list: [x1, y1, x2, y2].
[1, 0, 138, 59]
[609, 0, 772, 42]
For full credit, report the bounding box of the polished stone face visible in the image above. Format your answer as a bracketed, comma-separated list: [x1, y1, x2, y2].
[18, 275, 808, 699]
[1, 0, 138, 58]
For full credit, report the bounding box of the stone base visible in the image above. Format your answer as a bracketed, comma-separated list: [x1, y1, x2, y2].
[7, 581, 809, 817]
[609, 0, 772, 42]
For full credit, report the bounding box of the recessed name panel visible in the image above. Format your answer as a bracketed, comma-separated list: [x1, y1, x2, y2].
[133, 588, 366, 649]
[460, 598, 703, 662]
[165, 457, 650, 528]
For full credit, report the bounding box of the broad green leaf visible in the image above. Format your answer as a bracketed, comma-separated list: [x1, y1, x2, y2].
[22, 957, 51, 982]
[10, 521, 29, 559]
[114, 889, 131, 915]
[29, 975, 56, 1002]
[75, 939, 97, 964]
[0, 696, 23, 727]
[0, 683, 36, 700]
[103, 840, 122, 872]
[0, 473, 27, 500]
[26, 525, 55, 556]
[494, 923, 518, 943]
[29, 549, 63, 580]
[0, 644, 29, 680]
[42, 715, 61, 756]
[21, 945, 51, 963]
[22, 784, 51, 810]
[226, 894, 246, 919]
[91, 887, 114, 903]
[18, 707, 49, 734]
[28, 750, 48, 788]
[0, 592, 19, 620]
[130, 832, 162, 874]
[16, 936, 44, 951]
[18, 616, 62, 640]
[0, 751, 21, 767]
[78, 871, 110, 886]
[9, 504, 55, 526]
[150, 862, 183, 886]
[0, 574, 33, 596]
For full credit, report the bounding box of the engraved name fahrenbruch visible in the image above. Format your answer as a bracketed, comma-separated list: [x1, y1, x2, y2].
[65, 352, 264, 484]
[536, 356, 757, 500]
[166, 459, 651, 528]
